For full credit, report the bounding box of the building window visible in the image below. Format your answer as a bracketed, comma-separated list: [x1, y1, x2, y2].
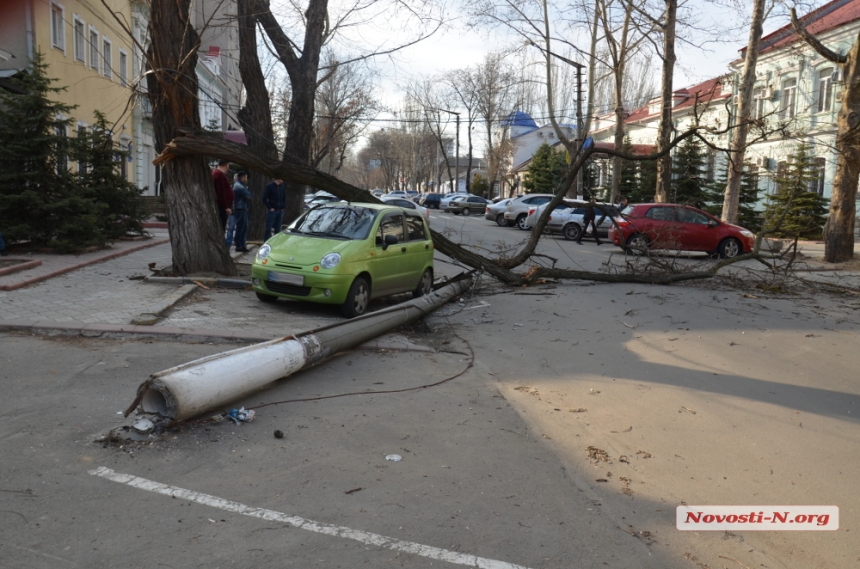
[811, 157, 826, 196]
[752, 87, 765, 119]
[103, 38, 112, 78]
[73, 18, 85, 62]
[76, 124, 88, 174]
[817, 67, 834, 113]
[89, 28, 99, 71]
[56, 123, 68, 173]
[51, 3, 65, 51]
[118, 50, 128, 85]
[780, 78, 796, 120]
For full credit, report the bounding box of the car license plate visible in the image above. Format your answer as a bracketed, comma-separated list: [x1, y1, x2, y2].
[268, 271, 304, 286]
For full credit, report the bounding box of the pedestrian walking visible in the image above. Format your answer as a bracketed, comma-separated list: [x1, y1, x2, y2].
[616, 197, 629, 210]
[212, 159, 234, 231]
[0, 229, 8, 256]
[262, 178, 286, 240]
[576, 204, 602, 246]
[229, 172, 252, 252]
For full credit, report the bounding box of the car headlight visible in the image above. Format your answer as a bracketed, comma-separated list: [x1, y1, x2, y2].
[256, 244, 271, 261]
[740, 230, 754, 238]
[320, 252, 341, 269]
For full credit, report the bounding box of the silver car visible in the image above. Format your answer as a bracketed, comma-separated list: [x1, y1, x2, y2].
[523, 199, 582, 229]
[503, 194, 555, 229]
[485, 198, 515, 226]
[547, 203, 618, 241]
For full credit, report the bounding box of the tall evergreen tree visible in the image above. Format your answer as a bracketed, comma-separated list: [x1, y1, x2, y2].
[75, 112, 146, 242]
[670, 136, 707, 205]
[764, 143, 828, 239]
[0, 52, 83, 248]
[523, 143, 567, 194]
[618, 136, 639, 201]
[704, 160, 761, 230]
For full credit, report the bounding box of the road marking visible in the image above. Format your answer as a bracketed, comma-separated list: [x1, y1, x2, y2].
[90, 467, 532, 569]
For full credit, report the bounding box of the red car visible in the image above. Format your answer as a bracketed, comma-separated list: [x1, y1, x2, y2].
[608, 204, 756, 258]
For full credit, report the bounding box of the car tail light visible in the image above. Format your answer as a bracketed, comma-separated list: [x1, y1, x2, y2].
[615, 218, 629, 226]
[486, 207, 491, 213]
[528, 208, 536, 216]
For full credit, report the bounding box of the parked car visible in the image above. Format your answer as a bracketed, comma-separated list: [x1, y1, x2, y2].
[419, 193, 444, 209]
[485, 198, 515, 226]
[371, 189, 384, 197]
[440, 192, 474, 210]
[303, 193, 341, 209]
[544, 203, 618, 241]
[608, 203, 756, 258]
[386, 191, 408, 198]
[503, 194, 555, 229]
[380, 196, 431, 224]
[252, 203, 435, 318]
[446, 195, 490, 216]
[522, 199, 582, 229]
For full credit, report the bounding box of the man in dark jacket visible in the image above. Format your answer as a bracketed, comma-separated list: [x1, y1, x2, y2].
[212, 159, 233, 231]
[262, 178, 286, 240]
[228, 172, 252, 252]
[576, 204, 603, 246]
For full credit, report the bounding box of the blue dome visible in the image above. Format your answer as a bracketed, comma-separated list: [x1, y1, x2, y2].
[502, 111, 538, 129]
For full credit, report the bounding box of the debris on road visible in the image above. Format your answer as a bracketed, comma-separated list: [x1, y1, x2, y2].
[274, 430, 284, 439]
[385, 454, 403, 462]
[586, 446, 610, 463]
[226, 407, 255, 424]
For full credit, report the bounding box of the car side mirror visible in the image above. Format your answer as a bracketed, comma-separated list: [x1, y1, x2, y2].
[382, 234, 399, 250]
[708, 219, 718, 228]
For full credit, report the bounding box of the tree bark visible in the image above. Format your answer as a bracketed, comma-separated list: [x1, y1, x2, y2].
[791, 9, 858, 263]
[147, 0, 236, 275]
[722, 0, 765, 224]
[237, 0, 277, 241]
[654, 0, 677, 203]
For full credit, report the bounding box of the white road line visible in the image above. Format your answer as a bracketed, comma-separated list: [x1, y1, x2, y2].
[90, 467, 532, 569]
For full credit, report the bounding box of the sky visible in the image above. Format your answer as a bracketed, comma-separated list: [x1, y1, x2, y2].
[270, 0, 833, 154]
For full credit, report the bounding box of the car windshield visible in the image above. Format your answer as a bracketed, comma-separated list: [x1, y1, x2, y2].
[289, 205, 378, 240]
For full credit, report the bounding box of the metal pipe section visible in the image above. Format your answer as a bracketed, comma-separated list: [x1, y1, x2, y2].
[134, 276, 473, 422]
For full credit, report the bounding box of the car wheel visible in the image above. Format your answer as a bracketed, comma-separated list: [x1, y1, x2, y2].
[341, 277, 370, 318]
[412, 268, 433, 298]
[562, 223, 582, 241]
[718, 237, 742, 259]
[626, 233, 649, 255]
[516, 214, 530, 230]
[495, 213, 507, 227]
[255, 291, 278, 303]
[462, 208, 471, 216]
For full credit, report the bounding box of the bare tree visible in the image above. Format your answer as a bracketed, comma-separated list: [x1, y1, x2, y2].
[144, 0, 236, 275]
[721, 0, 767, 224]
[407, 80, 458, 191]
[791, 7, 860, 263]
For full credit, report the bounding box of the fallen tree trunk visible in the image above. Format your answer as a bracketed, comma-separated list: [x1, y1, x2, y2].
[153, 127, 760, 287]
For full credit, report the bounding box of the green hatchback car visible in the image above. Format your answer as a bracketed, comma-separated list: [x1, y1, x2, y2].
[251, 203, 435, 318]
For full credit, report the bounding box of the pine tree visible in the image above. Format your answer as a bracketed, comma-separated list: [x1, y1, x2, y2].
[670, 136, 707, 205]
[763, 143, 828, 239]
[630, 157, 658, 203]
[523, 143, 567, 194]
[75, 112, 146, 242]
[704, 158, 762, 230]
[618, 136, 639, 201]
[0, 51, 84, 248]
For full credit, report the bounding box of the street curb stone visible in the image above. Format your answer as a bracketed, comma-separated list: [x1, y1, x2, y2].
[0, 259, 43, 277]
[0, 238, 170, 291]
[131, 284, 198, 325]
[145, 276, 252, 289]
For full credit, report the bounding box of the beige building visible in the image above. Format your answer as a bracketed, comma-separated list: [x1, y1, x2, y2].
[1, 0, 244, 196]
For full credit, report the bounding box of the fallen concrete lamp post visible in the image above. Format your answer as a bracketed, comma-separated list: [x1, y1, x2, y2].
[126, 274, 474, 423]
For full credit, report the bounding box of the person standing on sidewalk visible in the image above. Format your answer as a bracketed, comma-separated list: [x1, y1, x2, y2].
[0, 229, 8, 256]
[212, 159, 233, 231]
[576, 204, 602, 246]
[230, 172, 252, 252]
[262, 178, 286, 240]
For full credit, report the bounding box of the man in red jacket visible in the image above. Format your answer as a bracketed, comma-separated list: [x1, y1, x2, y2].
[212, 159, 234, 231]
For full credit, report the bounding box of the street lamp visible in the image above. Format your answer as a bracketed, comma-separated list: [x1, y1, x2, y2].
[528, 41, 585, 197]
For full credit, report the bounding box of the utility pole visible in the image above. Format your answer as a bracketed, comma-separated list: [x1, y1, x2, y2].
[434, 108, 460, 192]
[528, 42, 585, 197]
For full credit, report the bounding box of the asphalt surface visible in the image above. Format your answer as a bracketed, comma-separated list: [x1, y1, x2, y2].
[1, 211, 859, 568]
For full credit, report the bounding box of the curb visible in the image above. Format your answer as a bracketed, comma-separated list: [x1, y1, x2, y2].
[0, 238, 170, 291]
[0, 320, 436, 352]
[0, 259, 42, 277]
[145, 276, 252, 289]
[131, 283, 199, 325]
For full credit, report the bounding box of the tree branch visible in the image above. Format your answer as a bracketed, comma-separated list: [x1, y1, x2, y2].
[790, 7, 847, 64]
